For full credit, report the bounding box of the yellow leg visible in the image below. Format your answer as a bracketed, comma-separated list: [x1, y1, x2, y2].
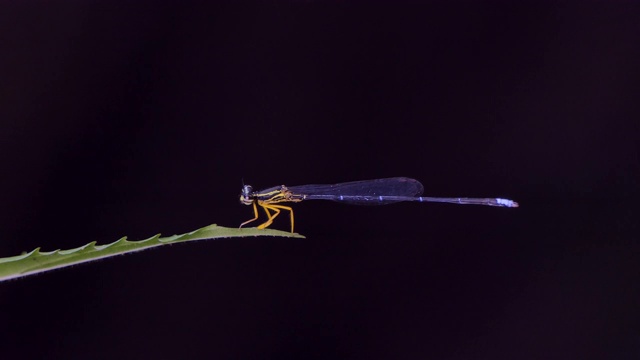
[239, 201, 260, 229]
[257, 204, 280, 230]
[257, 204, 294, 233]
[240, 200, 296, 233]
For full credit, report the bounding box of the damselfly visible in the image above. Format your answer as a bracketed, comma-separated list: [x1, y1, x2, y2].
[239, 177, 518, 232]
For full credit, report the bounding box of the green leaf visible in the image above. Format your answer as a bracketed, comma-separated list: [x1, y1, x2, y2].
[0, 224, 304, 282]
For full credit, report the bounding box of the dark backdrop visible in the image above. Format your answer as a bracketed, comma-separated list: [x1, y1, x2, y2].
[1, 3, 638, 359]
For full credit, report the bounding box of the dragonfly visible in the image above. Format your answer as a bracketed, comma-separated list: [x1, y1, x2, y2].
[239, 177, 519, 233]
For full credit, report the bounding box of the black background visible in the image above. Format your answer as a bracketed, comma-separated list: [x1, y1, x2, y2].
[1, 3, 639, 359]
